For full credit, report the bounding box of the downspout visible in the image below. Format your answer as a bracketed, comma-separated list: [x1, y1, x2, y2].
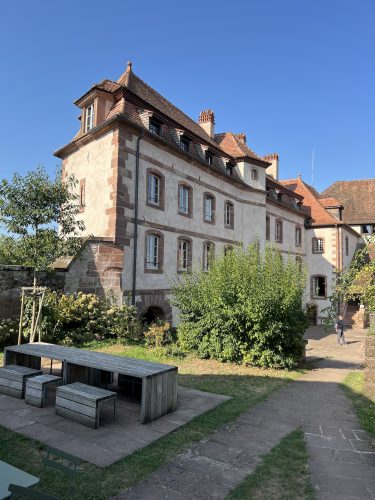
[131, 131, 144, 305]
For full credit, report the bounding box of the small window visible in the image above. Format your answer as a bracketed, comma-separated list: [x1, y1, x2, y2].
[275, 219, 283, 243]
[85, 104, 94, 132]
[312, 275, 327, 298]
[179, 185, 190, 215]
[180, 137, 190, 152]
[251, 168, 258, 180]
[203, 242, 215, 272]
[266, 215, 270, 240]
[147, 173, 160, 205]
[345, 236, 349, 256]
[205, 151, 213, 165]
[203, 194, 214, 222]
[226, 163, 234, 176]
[149, 119, 161, 136]
[146, 234, 159, 270]
[361, 224, 372, 234]
[295, 227, 302, 247]
[312, 237, 324, 253]
[79, 180, 86, 208]
[224, 202, 234, 229]
[178, 239, 191, 272]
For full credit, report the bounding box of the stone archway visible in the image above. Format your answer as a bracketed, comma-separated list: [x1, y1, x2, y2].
[135, 291, 173, 323]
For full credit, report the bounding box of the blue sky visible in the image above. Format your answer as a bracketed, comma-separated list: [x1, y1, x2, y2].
[0, 0, 373, 192]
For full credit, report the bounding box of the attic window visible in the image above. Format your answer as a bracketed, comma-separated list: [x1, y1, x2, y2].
[180, 137, 190, 152]
[251, 168, 258, 180]
[85, 104, 94, 132]
[205, 151, 213, 165]
[149, 119, 161, 136]
[226, 163, 234, 176]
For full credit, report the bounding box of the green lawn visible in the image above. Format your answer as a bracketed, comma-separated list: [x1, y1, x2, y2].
[341, 371, 375, 437]
[226, 429, 315, 500]
[0, 342, 304, 499]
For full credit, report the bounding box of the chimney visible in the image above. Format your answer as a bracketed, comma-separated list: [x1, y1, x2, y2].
[198, 109, 215, 138]
[235, 133, 247, 144]
[263, 153, 279, 180]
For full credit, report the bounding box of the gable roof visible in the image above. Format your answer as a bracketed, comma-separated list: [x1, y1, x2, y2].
[319, 197, 343, 208]
[214, 132, 269, 165]
[280, 177, 342, 226]
[321, 179, 375, 224]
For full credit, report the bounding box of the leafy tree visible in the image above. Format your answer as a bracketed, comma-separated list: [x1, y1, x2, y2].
[0, 165, 85, 282]
[172, 244, 308, 369]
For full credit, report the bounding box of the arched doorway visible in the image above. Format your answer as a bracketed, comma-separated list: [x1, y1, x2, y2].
[143, 306, 165, 325]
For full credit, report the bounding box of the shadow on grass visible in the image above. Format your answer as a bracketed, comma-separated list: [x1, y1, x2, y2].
[341, 371, 375, 438]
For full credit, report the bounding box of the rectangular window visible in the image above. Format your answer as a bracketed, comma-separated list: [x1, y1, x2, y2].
[251, 169, 258, 180]
[85, 104, 94, 132]
[146, 235, 159, 269]
[149, 119, 161, 136]
[225, 202, 234, 228]
[295, 227, 302, 247]
[266, 216, 270, 240]
[179, 185, 189, 214]
[275, 220, 283, 242]
[345, 236, 349, 256]
[312, 276, 326, 298]
[205, 151, 213, 165]
[147, 174, 160, 205]
[180, 138, 189, 152]
[226, 164, 234, 176]
[178, 239, 190, 271]
[203, 243, 214, 272]
[204, 196, 213, 222]
[313, 237, 324, 253]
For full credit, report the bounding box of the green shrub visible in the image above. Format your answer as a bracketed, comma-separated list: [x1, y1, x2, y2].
[144, 322, 172, 348]
[103, 304, 143, 344]
[0, 318, 19, 347]
[172, 244, 308, 369]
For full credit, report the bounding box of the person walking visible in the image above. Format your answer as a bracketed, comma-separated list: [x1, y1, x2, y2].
[335, 315, 346, 345]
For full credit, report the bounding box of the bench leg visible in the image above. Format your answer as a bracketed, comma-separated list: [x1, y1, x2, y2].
[113, 398, 116, 422]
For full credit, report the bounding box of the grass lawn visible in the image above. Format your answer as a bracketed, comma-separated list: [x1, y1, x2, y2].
[226, 429, 315, 500]
[0, 342, 304, 499]
[341, 371, 375, 437]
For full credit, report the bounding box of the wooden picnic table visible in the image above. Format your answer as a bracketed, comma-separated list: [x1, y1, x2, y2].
[4, 343, 178, 424]
[0, 460, 39, 499]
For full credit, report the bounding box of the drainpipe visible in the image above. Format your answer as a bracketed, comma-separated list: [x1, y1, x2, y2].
[131, 131, 144, 305]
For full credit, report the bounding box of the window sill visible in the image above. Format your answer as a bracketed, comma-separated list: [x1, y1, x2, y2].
[178, 211, 192, 219]
[203, 219, 215, 225]
[145, 268, 163, 274]
[146, 202, 164, 211]
[311, 296, 327, 300]
[224, 225, 234, 230]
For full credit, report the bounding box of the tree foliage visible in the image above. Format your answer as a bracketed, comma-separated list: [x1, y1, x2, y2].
[0, 166, 85, 277]
[172, 244, 308, 369]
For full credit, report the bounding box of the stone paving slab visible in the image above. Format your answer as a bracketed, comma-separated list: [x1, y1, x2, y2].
[0, 385, 229, 467]
[115, 327, 375, 499]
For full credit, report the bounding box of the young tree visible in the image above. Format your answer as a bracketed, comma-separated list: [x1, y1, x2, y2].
[0, 165, 85, 340]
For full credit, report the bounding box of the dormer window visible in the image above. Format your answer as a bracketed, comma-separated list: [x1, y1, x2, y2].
[251, 168, 258, 180]
[149, 119, 161, 136]
[226, 163, 234, 176]
[205, 151, 213, 165]
[85, 104, 94, 132]
[180, 137, 190, 152]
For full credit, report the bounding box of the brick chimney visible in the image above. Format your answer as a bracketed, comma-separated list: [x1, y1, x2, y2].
[263, 153, 279, 180]
[198, 109, 215, 138]
[235, 133, 247, 144]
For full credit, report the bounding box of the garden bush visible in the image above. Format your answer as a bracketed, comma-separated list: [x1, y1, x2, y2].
[144, 321, 172, 347]
[0, 318, 19, 347]
[172, 244, 308, 369]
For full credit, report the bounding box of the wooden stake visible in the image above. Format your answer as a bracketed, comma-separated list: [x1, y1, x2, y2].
[18, 293, 25, 345]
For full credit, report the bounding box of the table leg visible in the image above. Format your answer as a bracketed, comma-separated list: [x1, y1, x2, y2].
[113, 398, 116, 422]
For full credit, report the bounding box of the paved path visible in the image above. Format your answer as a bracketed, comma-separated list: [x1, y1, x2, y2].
[116, 327, 375, 499]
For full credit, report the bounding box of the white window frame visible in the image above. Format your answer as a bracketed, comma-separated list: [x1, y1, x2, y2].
[146, 234, 159, 270]
[179, 185, 189, 214]
[203, 242, 214, 272]
[178, 239, 190, 271]
[312, 275, 326, 298]
[313, 238, 324, 253]
[224, 202, 234, 228]
[204, 195, 213, 222]
[295, 227, 302, 247]
[275, 220, 283, 242]
[85, 103, 94, 132]
[147, 174, 160, 205]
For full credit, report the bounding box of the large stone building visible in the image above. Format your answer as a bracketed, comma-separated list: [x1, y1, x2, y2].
[54, 62, 367, 324]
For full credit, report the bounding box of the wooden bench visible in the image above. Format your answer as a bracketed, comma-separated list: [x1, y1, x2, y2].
[55, 382, 117, 429]
[0, 365, 43, 399]
[25, 374, 63, 408]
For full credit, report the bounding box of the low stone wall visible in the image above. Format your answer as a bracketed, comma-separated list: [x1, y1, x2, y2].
[0, 266, 64, 320]
[364, 334, 375, 397]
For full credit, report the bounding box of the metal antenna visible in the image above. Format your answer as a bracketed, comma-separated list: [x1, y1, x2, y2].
[311, 148, 315, 186]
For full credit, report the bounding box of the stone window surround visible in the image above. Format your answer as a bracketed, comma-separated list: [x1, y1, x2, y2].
[146, 168, 165, 211]
[266, 215, 270, 240]
[275, 218, 283, 243]
[144, 229, 164, 274]
[312, 237, 325, 254]
[311, 274, 327, 299]
[177, 236, 193, 273]
[224, 200, 234, 229]
[202, 240, 215, 272]
[295, 225, 302, 247]
[178, 181, 193, 218]
[203, 192, 216, 224]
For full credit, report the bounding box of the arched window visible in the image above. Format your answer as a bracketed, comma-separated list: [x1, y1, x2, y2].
[224, 201, 234, 229]
[145, 231, 164, 273]
[275, 219, 283, 243]
[203, 241, 215, 272]
[178, 182, 193, 217]
[203, 193, 215, 223]
[177, 237, 192, 272]
[146, 169, 164, 209]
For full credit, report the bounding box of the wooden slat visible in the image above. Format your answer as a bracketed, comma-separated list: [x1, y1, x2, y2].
[25, 387, 43, 398]
[0, 378, 23, 390]
[56, 396, 97, 418]
[25, 395, 43, 407]
[0, 385, 22, 398]
[55, 406, 97, 428]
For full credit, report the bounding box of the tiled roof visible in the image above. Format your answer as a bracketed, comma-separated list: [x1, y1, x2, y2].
[319, 197, 343, 208]
[321, 179, 375, 224]
[214, 132, 269, 165]
[280, 177, 340, 225]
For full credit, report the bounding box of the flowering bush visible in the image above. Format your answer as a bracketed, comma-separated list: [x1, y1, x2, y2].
[144, 322, 172, 348]
[0, 318, 19, 346]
